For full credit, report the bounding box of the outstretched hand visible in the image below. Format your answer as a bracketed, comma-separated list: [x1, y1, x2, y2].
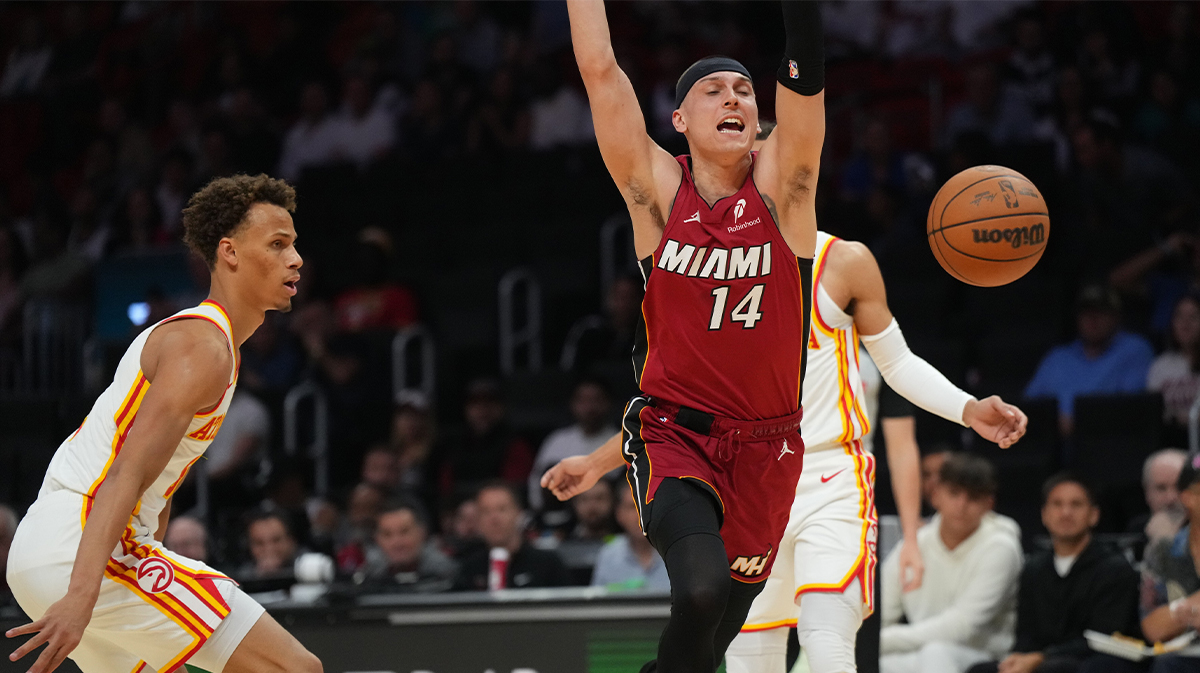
[964, 396, 1027, 449]
[7, 592, 93, 673]
[540, 455, 605, 502]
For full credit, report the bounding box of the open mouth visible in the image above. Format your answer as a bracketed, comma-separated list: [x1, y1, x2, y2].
[284, 278, 299, 295]
[717, 117, 745, 134]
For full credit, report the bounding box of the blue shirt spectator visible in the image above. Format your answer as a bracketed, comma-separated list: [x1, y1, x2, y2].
[1025, 286, 1153, 426]
[591, 490, 669, 592]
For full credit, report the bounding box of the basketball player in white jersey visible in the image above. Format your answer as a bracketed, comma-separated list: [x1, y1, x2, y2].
[6, 175, 321, 673]
[544, 232, 1028, 673]
[722, 232, 1027, 673]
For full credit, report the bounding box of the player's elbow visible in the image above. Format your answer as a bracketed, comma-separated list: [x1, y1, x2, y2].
[575, 53, 620, 85]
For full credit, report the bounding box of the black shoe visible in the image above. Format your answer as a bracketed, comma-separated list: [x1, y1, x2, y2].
[638, 661, 657, 673]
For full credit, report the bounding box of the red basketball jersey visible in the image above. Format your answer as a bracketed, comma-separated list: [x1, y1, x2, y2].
[634, 155, 813, 421]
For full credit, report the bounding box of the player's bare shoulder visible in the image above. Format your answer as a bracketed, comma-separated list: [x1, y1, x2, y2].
[140, 318, 231, 410]
[822, 238, 887, 309]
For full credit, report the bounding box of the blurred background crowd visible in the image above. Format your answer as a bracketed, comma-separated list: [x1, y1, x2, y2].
[0, 0, 1200, 626]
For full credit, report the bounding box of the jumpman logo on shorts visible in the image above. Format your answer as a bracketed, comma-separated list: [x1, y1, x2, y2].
[778, 440, 794, 461]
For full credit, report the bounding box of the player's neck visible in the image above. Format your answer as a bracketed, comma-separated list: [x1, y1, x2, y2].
[206, 279, 265, 348]
[689, 150, 752, 207]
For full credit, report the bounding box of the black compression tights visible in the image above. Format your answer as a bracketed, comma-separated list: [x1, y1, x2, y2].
[642, 478, 766, 673]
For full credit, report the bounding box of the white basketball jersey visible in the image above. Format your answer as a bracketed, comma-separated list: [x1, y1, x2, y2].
[40, 300, 238, 538]
[801, 232, 872, 453]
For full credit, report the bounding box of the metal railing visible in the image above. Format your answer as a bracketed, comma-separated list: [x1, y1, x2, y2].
[284, 380, 331, 496]
[392, 324, 436, 402]
[498, 268, 542, 374]
[6, 301, 90, 395]
[559, 314, 605, 371]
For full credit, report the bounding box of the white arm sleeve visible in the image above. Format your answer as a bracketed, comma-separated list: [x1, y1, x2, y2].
[860, 319, 973, 427]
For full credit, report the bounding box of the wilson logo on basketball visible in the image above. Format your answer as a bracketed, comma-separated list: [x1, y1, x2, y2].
[970, 223, 1046, 249]
[136, 557, 175, 594]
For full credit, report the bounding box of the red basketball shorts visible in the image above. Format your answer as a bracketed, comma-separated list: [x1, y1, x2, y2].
[619, 395, 805, 583]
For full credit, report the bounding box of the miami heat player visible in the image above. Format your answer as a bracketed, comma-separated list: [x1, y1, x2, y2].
[6, 175, 321, 673]
[544, 1, 826, 670]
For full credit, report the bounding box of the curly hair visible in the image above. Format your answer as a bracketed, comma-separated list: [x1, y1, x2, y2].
[182, 174, 296, 269]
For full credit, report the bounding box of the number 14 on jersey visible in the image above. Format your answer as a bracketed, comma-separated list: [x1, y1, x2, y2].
[709, 284, 765, 330]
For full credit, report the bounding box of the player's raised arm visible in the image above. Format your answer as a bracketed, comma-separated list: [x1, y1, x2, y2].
[6, 323, 228, 673]
[567, 0, 680, 258]
[757, 0, 825, 260]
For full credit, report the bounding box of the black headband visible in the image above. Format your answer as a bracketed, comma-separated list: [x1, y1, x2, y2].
[674, 56, 753, 109]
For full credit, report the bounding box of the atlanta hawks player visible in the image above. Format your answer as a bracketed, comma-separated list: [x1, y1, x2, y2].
[725, 232, 1027, 673]
[6, 175, 321, 673]
[545, 1, 826, 669]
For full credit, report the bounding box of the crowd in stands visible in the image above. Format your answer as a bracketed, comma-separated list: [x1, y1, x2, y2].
[5, 0, 1200, 668]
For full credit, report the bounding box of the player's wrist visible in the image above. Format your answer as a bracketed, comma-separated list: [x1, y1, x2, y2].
[961, 398, 979, 426]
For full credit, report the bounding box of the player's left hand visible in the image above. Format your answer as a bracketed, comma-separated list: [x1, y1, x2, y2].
[964, 395, 1027, 449]
[6, 592, 93, 673]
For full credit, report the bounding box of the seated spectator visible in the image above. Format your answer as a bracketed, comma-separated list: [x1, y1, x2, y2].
[1129, 449, 1188, 549]
[556, 481, 619, 577]
[1024, 285, 1154, 435]
[528, 377, 619, 512]
[329, 75, 395, 169]
[163, 515, 210, 564]
[454, 482, 571, 590]
[570, 274, 644, 379]
[967, 474, 1143, 673]
[881, 454, 1023, 673]
[359, 499, 457, 593]
[433, 379, 534, 503]
[277, 81, 338, 181]
[204, 389, 270, 508]
[333, 482, 385, 573]
[592, 488, 669, 592]
[389, 391, 436, 492]
[1147, 294, 1200, 445]
[333, 228, 419, 333]
[943, 62, 1036, 149]
[1141, 455, 1200, 672]
[238, 510, 301, 581]
[360, 445, 401, 494]
[1, 504, 16, 606]
[436, 495, 483, 561]
[921, 445, 953, 516]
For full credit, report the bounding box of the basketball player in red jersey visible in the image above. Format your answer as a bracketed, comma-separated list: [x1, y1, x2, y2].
[546, 1, 826, 670]
[6, 175, 320, 673]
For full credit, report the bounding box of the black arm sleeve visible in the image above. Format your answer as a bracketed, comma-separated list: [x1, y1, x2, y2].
[778, 1, 824, 96]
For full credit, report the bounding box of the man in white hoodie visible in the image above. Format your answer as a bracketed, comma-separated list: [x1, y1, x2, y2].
[880, 453, 1023, 673]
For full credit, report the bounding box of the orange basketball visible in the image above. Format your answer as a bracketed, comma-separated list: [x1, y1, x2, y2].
[926, 165, 1049, 287]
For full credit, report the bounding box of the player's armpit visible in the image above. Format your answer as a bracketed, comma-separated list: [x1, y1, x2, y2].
[567, 0, 680, 258]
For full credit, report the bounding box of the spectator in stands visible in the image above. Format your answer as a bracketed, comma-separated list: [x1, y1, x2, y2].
[1110, 230, 1200, 339]
[1133, 70, 1200, 167]
[1005, 10, 1056, 115]
[433, 378, 534, 503]
[1024, 285, 1154, 436]
[1, 504, 16, 606]
[1130, 449, 1189, 549]
[110, 186, 166, 252]
[360, 446, 400, 494]
[333, 227, 419, 333]
[1147, 294, 1200, 445]
[592, 487, 669, 592]
[240, 311, 304, 396]
[966, 474, 1143, 673]
[840, 118, 909, 202]
[880, 453, 1022, 673]
[204, 389, 270, 508]
[570, 273, 645, 384]
[155, 149, 193, 238]
[333, 482, 385, 573]
[528, 378, 618, 511]
[556, 481, 619, 577]
[921, 445, 953, 515]
[454, 481, 571, 590]
[437, 495, 483, 561]
[943, 62, 1036, 149]
[465, 68, 531, 157]
[1140, 455, 1200, 671]
[163, 515, 210, 564]
[388, 391, 436, 492]
[239, 509, 301, 580]
[329, 75, 395, 169]
[0, 16, 52, 98]
[359, 499, 457, 593]
[277, 81, 338, 181]
[97, 97, 155, 188]
[528, 63, 593, 150]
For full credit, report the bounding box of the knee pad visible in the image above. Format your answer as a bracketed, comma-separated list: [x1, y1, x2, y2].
[796, 579, 864, 673]
[725, 628, 789, 673]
